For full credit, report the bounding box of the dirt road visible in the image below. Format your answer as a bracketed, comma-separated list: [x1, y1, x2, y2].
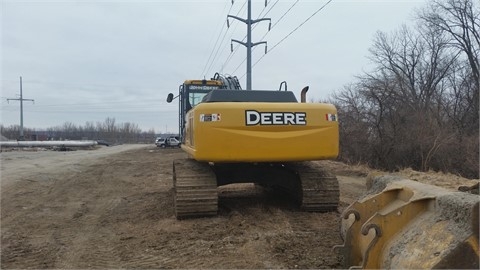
[1, 145, 365, 269]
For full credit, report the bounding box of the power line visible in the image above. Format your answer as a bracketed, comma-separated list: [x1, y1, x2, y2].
[231, 57, 246, 75]
[262, 0, 280, 17]
[205, 24, 234, 76]
[221, 33, 246, 72]
[270, 0, 299, 31]
[221, 36, 244, 72]
[205, 1, 247, 77]
[249, 0, 300, 58]
[5, 79, 163, 92]
[200, 1, 231, 78]
[222, 0, 280, 72]
[243, 0, 333, 78]
[255, 0, 270, 19]
[13, 107, 173, 113]
[6, 99, 163, 108]
[2, 100, 176, 113]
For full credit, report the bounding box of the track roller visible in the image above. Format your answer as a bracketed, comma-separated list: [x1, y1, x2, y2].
[287, 161, 339, 212]
[173, 159, 218, 219]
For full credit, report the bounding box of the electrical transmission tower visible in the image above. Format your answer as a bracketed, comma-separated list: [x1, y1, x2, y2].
[7, 76, 34, 140]
[227, 0, 271, 90]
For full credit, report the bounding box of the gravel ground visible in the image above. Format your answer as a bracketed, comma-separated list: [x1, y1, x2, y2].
[1, 144, 475, 269]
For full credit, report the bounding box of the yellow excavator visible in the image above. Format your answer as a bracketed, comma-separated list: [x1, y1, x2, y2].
[166, 74, 479, 269]
[167, 74, 339, 219]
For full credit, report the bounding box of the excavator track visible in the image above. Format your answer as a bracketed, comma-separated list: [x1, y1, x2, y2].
[173, 159, 218, 219]
[286, 161, 339, 212]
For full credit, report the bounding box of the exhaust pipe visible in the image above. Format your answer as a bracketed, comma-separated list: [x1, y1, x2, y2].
[300, 86, 309, 103]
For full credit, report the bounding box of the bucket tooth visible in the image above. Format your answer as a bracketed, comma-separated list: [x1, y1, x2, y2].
[335, 176, 480, 269]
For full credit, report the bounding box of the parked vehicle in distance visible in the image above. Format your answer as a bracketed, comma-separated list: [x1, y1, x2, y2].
[155, 137, 165, 147]
[155, 137, 180, 148]
[96, 140, 110, 146]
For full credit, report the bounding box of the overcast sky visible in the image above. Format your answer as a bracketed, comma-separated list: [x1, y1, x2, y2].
[1, 0, 426, 134]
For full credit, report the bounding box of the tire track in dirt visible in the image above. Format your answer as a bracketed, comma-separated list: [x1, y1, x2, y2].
[2, 146, 355, 269]
[1, 146, 153, 268]
[53, 164, 125, 269]
[1, 231, 60, 269]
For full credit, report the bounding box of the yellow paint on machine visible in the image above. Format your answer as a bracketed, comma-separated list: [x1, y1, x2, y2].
[184, 80, 223, 85]
[182, 102, 339, 162]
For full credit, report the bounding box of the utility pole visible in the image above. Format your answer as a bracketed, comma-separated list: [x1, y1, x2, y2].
[7, 76, 34, 141]
[227, 0, 271, 90]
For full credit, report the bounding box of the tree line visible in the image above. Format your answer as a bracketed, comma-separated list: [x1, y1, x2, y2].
[1, 117, 157, 144]
[332, 0, 479, 178]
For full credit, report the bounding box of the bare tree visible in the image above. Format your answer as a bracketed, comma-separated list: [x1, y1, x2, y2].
[1, 117, 156, 145]
[419, 0, 480, 131]
[332, 8, 479, 178]
[0, 125, 33, 140]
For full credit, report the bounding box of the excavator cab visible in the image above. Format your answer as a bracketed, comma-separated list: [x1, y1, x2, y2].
[170, 80, 223, 142]
[167, 73, 243, 142]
